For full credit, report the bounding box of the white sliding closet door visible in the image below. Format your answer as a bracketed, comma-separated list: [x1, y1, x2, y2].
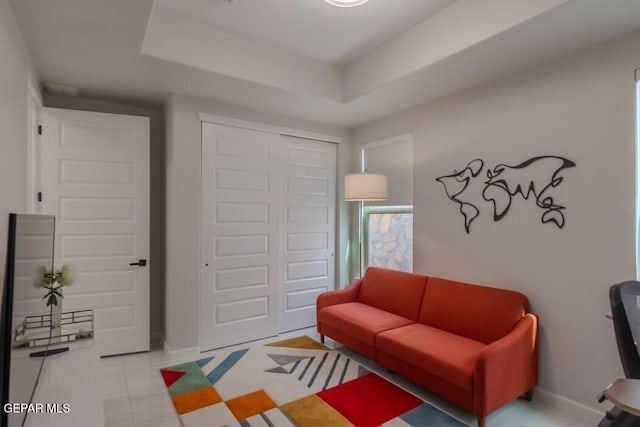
[201, 123, 337, 350]
[200, 123, 282, 351]
[280, 136, 336, 333]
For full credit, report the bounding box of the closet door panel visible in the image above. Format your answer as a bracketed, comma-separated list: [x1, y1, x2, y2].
[200, 123, 281, 351]
[280, 136, 336, 333]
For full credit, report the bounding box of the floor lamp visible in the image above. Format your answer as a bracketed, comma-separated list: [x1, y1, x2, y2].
[345, 172, 387, 277]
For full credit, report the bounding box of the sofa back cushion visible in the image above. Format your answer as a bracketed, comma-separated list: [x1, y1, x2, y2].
[358, 267, 428, 321]
[419, 277, 528, 344]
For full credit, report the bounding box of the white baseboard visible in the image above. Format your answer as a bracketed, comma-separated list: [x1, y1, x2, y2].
[163, 340, 199, 362]
[536, 387, 605, 425]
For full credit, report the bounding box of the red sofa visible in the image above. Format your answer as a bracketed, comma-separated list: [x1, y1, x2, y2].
[317, 267, 538, 427]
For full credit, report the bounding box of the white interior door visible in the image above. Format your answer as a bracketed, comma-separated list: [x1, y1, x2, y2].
[200, 123, 281, 351]
[280, 136, 336, 333]
[40, 108, 150, 357]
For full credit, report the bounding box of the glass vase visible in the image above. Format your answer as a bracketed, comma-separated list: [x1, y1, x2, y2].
[50, 299, 63, 342]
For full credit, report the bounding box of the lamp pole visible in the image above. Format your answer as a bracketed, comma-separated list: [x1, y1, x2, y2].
[359, 200, 364, 278]
[344, 172, 387, 280]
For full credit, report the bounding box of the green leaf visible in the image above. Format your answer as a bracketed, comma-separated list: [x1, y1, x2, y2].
[46, 294, 58, 307]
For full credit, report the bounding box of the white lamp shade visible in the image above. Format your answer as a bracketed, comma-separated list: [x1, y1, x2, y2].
[345, 173, 387, 201]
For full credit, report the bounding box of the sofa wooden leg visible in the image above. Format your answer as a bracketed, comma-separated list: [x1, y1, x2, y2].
[477, 415, 486, 427]
[523, 389, 534, 401]
[320, 335, 325, 344]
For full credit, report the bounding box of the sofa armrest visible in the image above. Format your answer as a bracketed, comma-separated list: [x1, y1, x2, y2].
[317, 280, 362, 314]
[473, 313, 538, 416]
[316, 280, 362, 339]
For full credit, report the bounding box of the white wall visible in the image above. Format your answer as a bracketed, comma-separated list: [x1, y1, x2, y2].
[0, 1, 38, 297]
[352, 31, 640, 410]
[165, 94, 350, 352]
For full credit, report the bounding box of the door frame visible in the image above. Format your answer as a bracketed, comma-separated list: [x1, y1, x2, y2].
[198, 113, 342, 351]
[26, 78, 43, 214]
[198, 113, 343, 145]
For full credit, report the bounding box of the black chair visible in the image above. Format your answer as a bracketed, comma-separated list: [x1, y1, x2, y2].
[599, 282, 640, 427]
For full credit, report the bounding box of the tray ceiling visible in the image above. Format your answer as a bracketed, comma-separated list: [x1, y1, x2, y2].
[9, 0, 640, 126]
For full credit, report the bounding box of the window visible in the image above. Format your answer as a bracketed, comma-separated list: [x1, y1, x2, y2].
[364, 206, 413, 272]
[358, 133, 414, 275]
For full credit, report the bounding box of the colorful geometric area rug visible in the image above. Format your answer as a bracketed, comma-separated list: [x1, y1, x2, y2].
[160, 336, 468, 426]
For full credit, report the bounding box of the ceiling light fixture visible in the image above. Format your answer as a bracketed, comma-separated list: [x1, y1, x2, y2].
[324, 0, 369, 7]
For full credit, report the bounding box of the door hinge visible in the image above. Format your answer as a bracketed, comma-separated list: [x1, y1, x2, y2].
[37, 125, 42, 135]
[37, 192, 42, 202]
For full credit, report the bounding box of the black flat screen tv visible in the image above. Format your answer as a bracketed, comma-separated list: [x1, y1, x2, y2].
[1, 214, 56, 427]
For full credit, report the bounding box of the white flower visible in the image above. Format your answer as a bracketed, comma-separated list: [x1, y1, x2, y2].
[31, 265, 47, 288]
[58, 264, 77, 287]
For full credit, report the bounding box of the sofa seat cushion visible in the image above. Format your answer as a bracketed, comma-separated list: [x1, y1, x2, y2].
[318, 302, 415, 347]
[377, 323, 485, 391]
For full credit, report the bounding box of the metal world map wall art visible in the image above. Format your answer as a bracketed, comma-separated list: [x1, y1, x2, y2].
[436, 156, 576, 233]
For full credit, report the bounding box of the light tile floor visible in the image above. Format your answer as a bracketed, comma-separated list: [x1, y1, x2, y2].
[102, 328, 605, 427]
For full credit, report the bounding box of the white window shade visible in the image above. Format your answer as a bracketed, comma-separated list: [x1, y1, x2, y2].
[361, 133, 413, 206]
